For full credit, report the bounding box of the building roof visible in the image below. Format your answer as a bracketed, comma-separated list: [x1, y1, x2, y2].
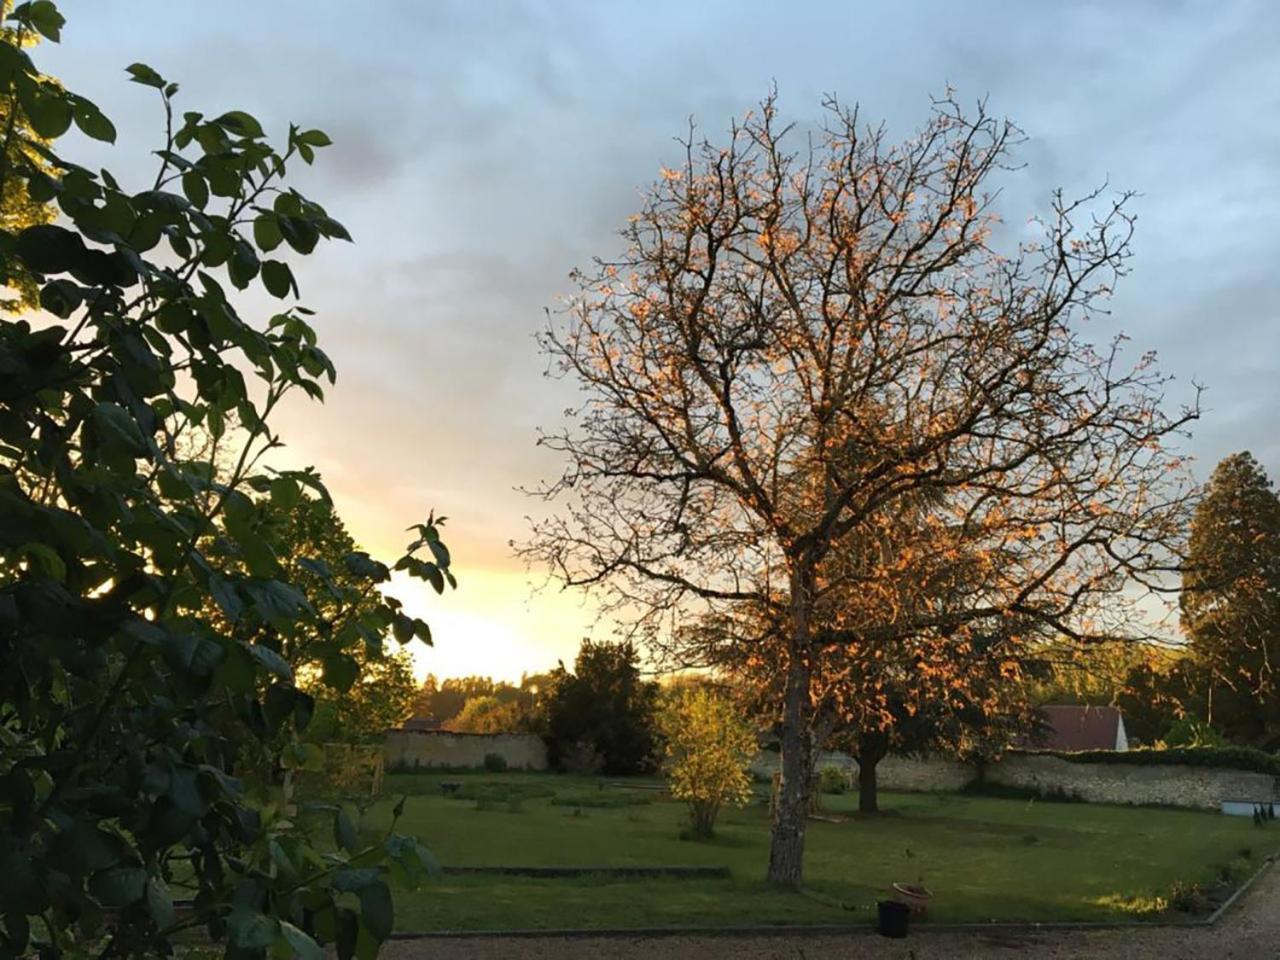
[1035, 705, 1125, 751]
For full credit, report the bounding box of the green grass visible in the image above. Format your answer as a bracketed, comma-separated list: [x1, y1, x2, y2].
[364, 772, 1280, 932]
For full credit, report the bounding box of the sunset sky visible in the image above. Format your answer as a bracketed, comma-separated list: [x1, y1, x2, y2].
[43, 1, 1279, 682]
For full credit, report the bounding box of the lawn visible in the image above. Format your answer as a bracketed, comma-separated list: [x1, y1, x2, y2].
[359, 772, 1279, 932]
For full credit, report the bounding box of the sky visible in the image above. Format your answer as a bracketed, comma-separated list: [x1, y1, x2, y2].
[39, 1, 1280, 682]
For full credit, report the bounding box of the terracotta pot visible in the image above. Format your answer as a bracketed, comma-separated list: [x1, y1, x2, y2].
[892, 882, 932, 915]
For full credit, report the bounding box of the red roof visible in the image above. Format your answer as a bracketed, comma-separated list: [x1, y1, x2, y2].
[1035, 705, 1124, 751]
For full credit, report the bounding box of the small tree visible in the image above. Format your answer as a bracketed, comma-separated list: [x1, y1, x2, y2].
[658, 688, 756, 839]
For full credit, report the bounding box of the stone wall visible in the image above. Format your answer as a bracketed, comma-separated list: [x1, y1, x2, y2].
[384, 730, 548, 771]
[750, 750, 1280, 810]
[986, 754, 1280, 810]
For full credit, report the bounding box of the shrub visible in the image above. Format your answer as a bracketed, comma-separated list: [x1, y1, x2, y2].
[1169, 880, 1209, 913]
[657, 688, 756, 840]
[1162, 716, 1226, 748]
[483, 752, 509, 773]
[560, 739, 605, 775]
[819, 765, 849, 794]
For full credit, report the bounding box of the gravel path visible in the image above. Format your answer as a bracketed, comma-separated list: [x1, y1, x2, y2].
[383, 860, 1278, 960]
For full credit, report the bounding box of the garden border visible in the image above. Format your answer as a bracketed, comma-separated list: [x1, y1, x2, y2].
[440, 865, 730, 879]
[389, 854, 1275, 941]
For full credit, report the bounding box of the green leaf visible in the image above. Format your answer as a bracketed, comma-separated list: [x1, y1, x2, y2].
[88, 866, 147, 908]
[228, 239, 260, 289]
[344, 552, 389, 583]
[181, 170, 208, 209]
[238, 532, 280, 578]
[228, 907, 279, 949]
[278, 216, 319, 254]
[335, 908, 358, 960]
[333, 865, 383, 890]
[323, 652, 359, 693]
[426, 537, 451, 568]
[92, 402, 147, 454]
[18, 542, 66, 581]
[125, 62, 166, 88]
[24, 1, 65, 41]
[263, 682, 297, 732]
[269, 475, 300, 508]
[279, 922, 324, 960]
[261, 259, 294, 299]
[164, 632, 226, 678]
[146, 878, 175, 929]
[17, 78, 72, 138]
[216, 110, 264, 139]
[358, 881, 394, 941]
[71, 97, 116, 143]
[297, 129, 333, 148]
[253, 213, 283, 251]
[334, 806, 358, 853]
[294, 689, 315, 731]
[412, 617, 433, 646]
[392, 613, 419, 645]
[248, 643, 293, 682]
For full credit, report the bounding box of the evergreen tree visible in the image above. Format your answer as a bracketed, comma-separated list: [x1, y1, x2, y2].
[1182, 452, 1280, 748]
[541, 640, 659, 775]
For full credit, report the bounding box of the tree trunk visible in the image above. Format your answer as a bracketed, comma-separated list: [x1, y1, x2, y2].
[857, 730, 889, 815]
[766, 680, 812, 887]
[766, 566, 816, 888]
[858, 753, 880, 814]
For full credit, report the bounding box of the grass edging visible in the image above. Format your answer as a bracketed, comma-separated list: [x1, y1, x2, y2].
[390, 856, 1276, 941]
[440, 865, 730, 879]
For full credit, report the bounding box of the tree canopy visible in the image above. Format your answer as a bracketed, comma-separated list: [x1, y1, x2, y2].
[0, 5, 451, 956]
[1181, 452, 1280, 748]
[540, 639, 659, 775]
[525, 91, 1197, 886]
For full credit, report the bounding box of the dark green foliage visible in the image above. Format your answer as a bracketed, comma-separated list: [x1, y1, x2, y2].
[483, 752, 508, 773]
[1181, 453, 1280, 749]
[1010, 747, 1280, 776]
[540, 639, 660, 776]
[0, 5, 451, 957]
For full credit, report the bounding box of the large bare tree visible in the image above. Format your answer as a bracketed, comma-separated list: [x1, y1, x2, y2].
[523, 93, 1198, 887]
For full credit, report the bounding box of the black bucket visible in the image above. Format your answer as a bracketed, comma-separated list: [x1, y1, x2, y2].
[877, 898, 910, 938]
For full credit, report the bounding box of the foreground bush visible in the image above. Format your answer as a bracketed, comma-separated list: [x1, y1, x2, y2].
[0, 5, 450, 956]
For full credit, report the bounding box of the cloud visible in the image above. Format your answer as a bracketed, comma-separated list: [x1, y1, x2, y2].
[43, 0, 1280, 676]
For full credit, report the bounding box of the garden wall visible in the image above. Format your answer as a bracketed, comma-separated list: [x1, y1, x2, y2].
[752, 751, 1280, 810]
[384, 730, 548, 771]
[986, 754, 1279, 810]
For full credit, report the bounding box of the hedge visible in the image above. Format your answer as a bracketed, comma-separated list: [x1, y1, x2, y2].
[1009, 746, 1280, 776]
